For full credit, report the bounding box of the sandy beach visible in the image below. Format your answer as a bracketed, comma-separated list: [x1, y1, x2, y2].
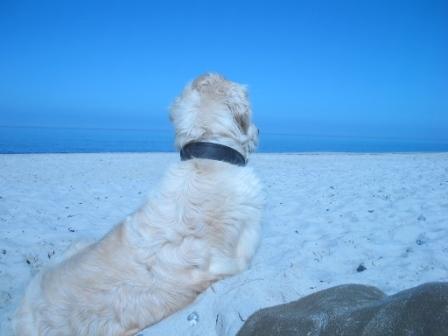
[1, 153, 447, 335]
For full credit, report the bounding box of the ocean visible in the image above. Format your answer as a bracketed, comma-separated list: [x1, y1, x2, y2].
[1, 126, 447, 153]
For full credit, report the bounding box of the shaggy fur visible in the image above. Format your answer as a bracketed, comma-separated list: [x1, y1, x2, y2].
[13, 73, 263, 336]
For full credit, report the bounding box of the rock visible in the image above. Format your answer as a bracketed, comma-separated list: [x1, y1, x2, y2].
[187, 311, 199, 326]
[356, 264, 367, 272]
[416, 239, 425, 246]
[237, 282, 448, 336]
[417, 214, 426, 221]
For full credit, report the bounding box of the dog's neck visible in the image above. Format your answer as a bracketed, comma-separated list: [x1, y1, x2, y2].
[180, 142, 247, 166]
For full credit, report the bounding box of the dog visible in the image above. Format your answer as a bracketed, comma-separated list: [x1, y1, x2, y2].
[13, 73, 263, 336]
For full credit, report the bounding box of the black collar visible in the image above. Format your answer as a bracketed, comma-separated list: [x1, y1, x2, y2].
[180, 142, 247, 166]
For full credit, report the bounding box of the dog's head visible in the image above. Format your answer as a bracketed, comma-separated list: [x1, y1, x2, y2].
[170, 73, 259, 157]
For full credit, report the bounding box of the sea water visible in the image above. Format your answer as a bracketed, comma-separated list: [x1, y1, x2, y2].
[1, 126, 447, 153]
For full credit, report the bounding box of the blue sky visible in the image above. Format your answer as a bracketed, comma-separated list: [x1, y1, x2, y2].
[1, 0, 447, 143]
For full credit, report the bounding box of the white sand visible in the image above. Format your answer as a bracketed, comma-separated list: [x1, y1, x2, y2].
[1, 153, 447, 335]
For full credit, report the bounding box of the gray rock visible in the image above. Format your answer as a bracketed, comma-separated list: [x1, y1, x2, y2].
[237, 282, 448, 336]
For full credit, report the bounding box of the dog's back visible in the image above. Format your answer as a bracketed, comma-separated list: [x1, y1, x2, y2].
[13, 159, 263, 336]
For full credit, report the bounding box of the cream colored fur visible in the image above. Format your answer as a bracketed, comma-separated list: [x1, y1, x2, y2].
[13, 73, 263, 336]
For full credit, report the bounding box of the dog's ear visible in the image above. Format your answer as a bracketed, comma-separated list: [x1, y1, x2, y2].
[226, 85, 251, 134]
[226, 102, 249, 133]
[235, 113, 249, 133]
